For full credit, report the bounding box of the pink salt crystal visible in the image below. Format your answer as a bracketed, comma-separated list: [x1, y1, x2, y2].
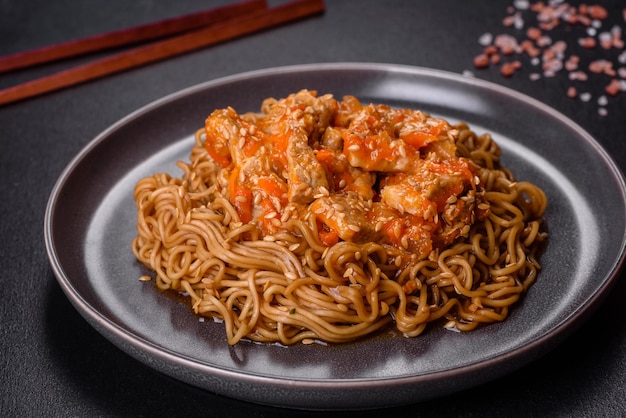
[494, 34, 519, 55]
[599, 32, 613, 49]
[551, 40, 567, 56]
[473, 54, 490, 68]
[588, 5, 608, 20]
[501, 61, 521, 77]
[543, 57, 563, 74]
[484, 45, 498, 56]
[569, 71, 588, 81]
[577, 15, 591, 27]
[578, 37, 597, 49]
[530, 2, 544, 12]
[605, 79, 622, 96]
[526, 27, 542, 41]
[567, 86, 578, 98]
[513, 0, 529, 10]
[478, 32, 493, 46]
[503, 15, 516, 27]
[537, 35, 553, 47]
[589, 60, 611, 74]
[565, 55, 579, 71]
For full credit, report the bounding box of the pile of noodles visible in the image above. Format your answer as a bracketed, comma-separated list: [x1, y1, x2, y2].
[132, 102, 547, 346]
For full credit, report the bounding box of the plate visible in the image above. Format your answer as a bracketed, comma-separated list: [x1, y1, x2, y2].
[44, 63, 626, 410]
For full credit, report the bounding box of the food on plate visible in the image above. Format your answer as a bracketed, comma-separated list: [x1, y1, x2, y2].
[132, 90, 547, 345]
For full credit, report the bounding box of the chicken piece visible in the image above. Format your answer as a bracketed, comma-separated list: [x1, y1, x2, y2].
[320, 126, 343, 151]
[334, 95, 363, 128]
[206, 107, 289, 224]
[370, 202, 436, 259]
[314, 148, 375, 200]
[395, 109, 452, 150]
[338, 96, 458, 174]
[204, 107, 239, 167]
[379, 156, 489, 252]
[379, 158, 476, 221]
[259, 89, 338, 146]
[204, 106, 270, 169]
[285, 128, 330, 204]
[254, 90, 336, 204]
[341, 102, 420, 173]
[310, 195, 381, 244]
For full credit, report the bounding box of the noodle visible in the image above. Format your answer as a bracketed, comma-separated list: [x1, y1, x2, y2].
[132, 90, 547, 345]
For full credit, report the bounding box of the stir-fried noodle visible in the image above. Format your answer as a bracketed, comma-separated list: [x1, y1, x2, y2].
[132, 90, 547, 345]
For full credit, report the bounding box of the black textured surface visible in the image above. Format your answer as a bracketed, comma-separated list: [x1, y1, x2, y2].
[2, 1, 626, 416]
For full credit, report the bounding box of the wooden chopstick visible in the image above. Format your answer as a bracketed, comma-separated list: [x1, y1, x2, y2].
[0, 0, 325, 107]
[0, 0, 267, 74]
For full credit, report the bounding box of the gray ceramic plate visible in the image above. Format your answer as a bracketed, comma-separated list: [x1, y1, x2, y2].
[44, 63, 626, 410]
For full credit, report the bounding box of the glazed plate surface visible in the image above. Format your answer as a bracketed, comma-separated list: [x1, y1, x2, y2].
[44, 63, 626, 410]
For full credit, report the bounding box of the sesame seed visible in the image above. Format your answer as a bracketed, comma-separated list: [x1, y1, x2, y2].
[348, 224, 361, 232]
[444, 321, 457, 329]
[347, 144, 360, 152]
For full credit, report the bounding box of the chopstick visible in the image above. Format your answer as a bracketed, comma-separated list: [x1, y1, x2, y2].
[0, 0, 325, 107]
[0, 0, 267, 74]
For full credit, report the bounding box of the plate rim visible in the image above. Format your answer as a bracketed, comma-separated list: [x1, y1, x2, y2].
[43, 62, 626, 407]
